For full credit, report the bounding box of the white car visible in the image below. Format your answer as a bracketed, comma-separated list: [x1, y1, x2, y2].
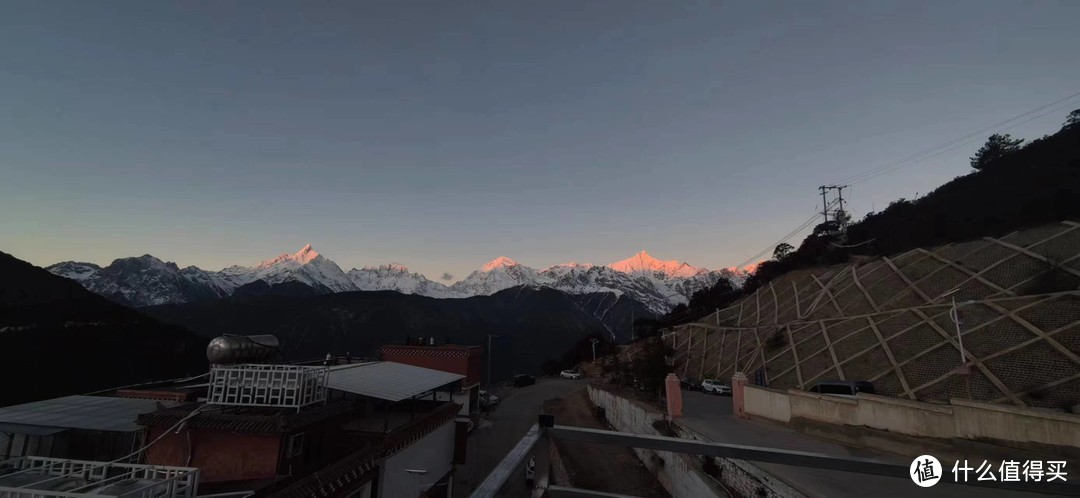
[701, 379, 731, 396]
[560, 370, 583, 379]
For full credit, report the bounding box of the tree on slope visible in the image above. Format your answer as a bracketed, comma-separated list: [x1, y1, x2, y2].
[1065, 109, 1080, 130]
[970, 133, 1025, 171]
[773, 243, 794, 260]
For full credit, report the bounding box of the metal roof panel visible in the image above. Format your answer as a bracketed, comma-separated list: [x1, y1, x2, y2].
[327, 361, 464, 402]
[0, 395, 179, 432]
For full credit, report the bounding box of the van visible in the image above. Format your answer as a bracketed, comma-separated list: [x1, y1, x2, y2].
[808, 380, 875, 398]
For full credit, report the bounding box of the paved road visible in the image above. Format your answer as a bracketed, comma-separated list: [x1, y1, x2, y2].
[681, 391, 1060, 498]
[453, 378, 587, 498]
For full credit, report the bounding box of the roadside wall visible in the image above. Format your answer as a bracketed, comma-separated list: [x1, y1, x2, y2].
[589, 386, 803, 498]
[788, 390, 858, 425]
[744, 387, 791, 423]
[743, 386, 1080, 450]
[951, 398, 1080, 449]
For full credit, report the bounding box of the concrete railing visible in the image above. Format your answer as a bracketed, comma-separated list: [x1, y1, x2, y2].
[951, 398, 1080, 449]
[743, 385, 1080, 450]
[788, 390, 858, 426]
[589, 385, 802, 498]
[744, 386, 791, 423]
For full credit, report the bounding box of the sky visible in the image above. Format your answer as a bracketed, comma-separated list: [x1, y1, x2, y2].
[2, 1, 1079, 281]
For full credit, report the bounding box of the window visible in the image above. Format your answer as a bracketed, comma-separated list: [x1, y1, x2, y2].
[285, 432, 305, 458]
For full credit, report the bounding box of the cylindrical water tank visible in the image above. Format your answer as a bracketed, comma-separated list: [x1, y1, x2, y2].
[206, 334, 281, 364]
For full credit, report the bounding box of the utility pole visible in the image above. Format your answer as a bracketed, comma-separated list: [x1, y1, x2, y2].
[819, 185, 830, 226]
[486, 334, 499, 390]
[821, 185, 849, 234]
[591, 338, 599, 363]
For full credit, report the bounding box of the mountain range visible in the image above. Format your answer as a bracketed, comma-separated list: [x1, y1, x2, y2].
[47, 246, 745, 315]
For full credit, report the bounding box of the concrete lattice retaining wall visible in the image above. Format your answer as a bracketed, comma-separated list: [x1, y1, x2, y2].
[745, 385, 1080, 451]
[589, 386, 803, 498]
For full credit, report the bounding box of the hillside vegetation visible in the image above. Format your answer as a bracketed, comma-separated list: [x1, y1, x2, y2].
[663, 112, 1080, 326]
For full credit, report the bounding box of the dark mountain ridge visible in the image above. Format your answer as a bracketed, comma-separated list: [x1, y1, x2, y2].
[142, 286, 613, 382]
[0, 251, 208, 407]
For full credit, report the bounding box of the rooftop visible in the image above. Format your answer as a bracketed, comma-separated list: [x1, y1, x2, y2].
[137, 399, 356, 434]
[327, 361, 464, 402]
[0, 395, 179, 434]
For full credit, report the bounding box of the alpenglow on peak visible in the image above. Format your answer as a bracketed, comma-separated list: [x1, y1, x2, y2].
[481, 256, 520, 272]
[607, 250, 706, 278]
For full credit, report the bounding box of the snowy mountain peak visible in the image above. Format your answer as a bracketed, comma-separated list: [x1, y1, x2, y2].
[546, 262, 594, 271]
[361, 263, 410, 272]
[481, 256, 519, 272]
[608, 251, 706, 278]
[256, 244, 322, 269]
[296, 243, 318, 260]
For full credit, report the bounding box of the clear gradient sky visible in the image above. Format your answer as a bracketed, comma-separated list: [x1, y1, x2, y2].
[2, 1, 1079, 281]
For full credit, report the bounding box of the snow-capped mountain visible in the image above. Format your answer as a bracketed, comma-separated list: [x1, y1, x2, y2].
[46, 246, 740, 312]
[347, 264, 453, 298]
[216, 244, 357, 294]
[448, 257, 552, 296]
[608, 250, 710, 278]
[46, 256, 230, 307]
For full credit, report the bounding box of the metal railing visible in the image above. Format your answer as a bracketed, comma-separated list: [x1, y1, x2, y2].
[207, 364, 328, 411]
[0, 456, 199, 498]
[470, 415, 1080, 497]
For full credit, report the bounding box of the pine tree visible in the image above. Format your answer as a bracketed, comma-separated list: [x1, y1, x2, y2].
[970, 133, 1025, 171]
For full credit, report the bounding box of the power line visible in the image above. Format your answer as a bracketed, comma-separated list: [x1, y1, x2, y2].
[732, 202, 836, 271]
[831, 90, 1080, 186]
[847, 98, 1080, 186]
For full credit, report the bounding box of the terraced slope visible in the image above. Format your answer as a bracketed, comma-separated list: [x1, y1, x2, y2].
[665, 221, 1080, 410]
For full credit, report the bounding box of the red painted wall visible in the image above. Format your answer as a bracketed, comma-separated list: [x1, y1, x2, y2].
[380, 345, 484, 387]
[145, 427, 281, 483]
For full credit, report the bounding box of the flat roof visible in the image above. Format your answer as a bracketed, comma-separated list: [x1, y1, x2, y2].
[0, 423, 66, 436]
[0, 395, 179, 433]
[328, 361, 464, 402]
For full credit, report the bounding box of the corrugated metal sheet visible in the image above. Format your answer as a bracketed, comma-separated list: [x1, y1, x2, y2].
[0, 395, 178, 432]
[327, 361, 463, 402]
[0, 423, 66, 436]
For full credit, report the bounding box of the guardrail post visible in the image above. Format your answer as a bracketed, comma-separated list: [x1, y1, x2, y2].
[532, 414, 555, 497]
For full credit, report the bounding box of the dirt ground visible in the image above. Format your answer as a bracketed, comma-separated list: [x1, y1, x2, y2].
[543, 389, 670, 498]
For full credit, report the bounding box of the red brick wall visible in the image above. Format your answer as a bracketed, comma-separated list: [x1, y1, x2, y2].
[145, 427, 281, 482]
[380, 346, 484, 387]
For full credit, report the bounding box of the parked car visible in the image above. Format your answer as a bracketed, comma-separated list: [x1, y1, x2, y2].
[809, 380, 875, 398]
[560, 369, 583, 379]
[701, 379, 731, 396]
[479, 390, 500, 409]
[680, 377, 702, 391]
[514, 374, 536, 387]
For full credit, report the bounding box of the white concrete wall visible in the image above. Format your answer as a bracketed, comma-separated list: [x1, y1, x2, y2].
[588, 386, 799, 498]
[744, 386, 792, 423]
[857, 394, 955, 439]
[740, 384, 1080, 450]
[952, 398, 1080, 448]
[378, 422, 455, 498]
[788, 390, 858, 425]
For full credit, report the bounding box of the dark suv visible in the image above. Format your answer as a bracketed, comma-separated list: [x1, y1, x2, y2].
[809, 380, 875, 397]
[513, 374, 536, 387]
